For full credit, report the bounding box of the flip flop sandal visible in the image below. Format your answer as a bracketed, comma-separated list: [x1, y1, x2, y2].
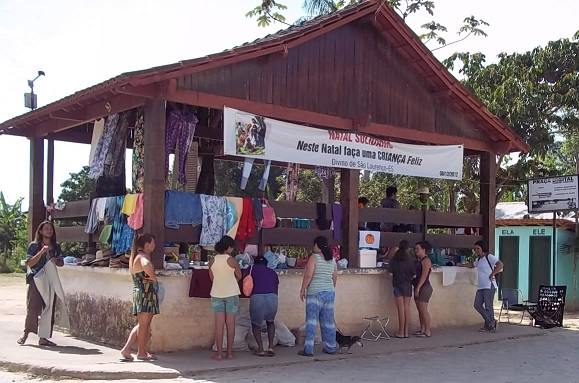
[253, 352, 267, 357]
[39, 340, 57, 347]
[17, 336, 27, 345]
[119, 357, 134, 362]
[298, 350, 313, 357]
[267, 350, 276, 357]
[416, 333, 431, 338]
[413, 331, 424, 336]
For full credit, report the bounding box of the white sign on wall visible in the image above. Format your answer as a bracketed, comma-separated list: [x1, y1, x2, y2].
[528, 175, 579, 213]
[223, 107, 464, 180]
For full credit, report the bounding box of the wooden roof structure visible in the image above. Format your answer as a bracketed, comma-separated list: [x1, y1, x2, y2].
[0, 0, 527, 154]
[496, 219, 576, 231]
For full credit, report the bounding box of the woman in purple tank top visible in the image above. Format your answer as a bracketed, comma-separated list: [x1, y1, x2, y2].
[413, 241, 433, 338]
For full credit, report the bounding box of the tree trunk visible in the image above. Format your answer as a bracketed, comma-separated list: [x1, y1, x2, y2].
[285, 163, 300, 202]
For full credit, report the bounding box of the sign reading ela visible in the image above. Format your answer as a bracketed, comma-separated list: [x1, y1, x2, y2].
[528, 175, 579, 213]
[223, 107, 464, 180]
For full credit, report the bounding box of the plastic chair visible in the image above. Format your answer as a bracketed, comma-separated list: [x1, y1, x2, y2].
[361, 316, 390, 341]
[498, 288, 527, 324]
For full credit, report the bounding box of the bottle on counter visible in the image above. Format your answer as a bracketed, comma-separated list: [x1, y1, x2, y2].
[193, 245, 202, 263]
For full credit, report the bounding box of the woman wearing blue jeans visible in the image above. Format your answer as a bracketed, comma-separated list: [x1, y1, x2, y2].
[298, 236, 338, 357]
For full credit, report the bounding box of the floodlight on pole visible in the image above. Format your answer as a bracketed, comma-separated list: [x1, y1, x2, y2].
[24, 70, 45, 110]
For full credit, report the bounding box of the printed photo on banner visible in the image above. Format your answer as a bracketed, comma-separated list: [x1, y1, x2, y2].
[224, 106, 464, 181]
[235, 113, 267, 156]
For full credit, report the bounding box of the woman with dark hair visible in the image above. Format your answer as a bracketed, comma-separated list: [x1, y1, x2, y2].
[298, 236, 337, 357]
[209, 235, 241, 361]
[18, 221, 64, 346]
[413, 241, 433, 338]
[388, 240, 415, 338]
[249, 254, 279, 357]
[458, 240, 504, 332]
[120, 233, 159, 362]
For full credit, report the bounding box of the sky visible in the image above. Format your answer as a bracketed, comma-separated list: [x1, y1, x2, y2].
[0, 0, 578, 207]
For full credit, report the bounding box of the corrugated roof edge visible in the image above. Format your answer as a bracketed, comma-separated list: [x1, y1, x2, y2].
[496, 219, 576, 231]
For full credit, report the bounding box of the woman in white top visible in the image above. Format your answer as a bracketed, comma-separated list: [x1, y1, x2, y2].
[209, 235, 241, 361]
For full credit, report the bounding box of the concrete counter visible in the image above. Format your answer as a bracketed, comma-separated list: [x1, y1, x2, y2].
[58, 265, 479, 352]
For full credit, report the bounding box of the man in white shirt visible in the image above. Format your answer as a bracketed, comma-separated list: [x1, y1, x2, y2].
[458, 240, 504, 332]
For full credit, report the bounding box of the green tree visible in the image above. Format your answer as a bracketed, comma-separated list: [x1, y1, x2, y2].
[444, 33, 579, 203]
[0, 192, 27, 273]
[58, 166, 96, 202]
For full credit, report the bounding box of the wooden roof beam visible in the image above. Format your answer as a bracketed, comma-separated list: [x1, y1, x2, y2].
[33, 94, 148, 137]
[163, 87, 500, 153]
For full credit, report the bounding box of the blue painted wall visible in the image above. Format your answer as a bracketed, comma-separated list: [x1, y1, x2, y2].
[494, 226, 578, 309]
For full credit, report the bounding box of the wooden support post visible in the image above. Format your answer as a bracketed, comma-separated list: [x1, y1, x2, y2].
[340, 169, 359, 267]
[28, 137, 45, 241]
[46, 138, 54, 205]
[480, 152, 497, 252]
[143, 100, 166, 269]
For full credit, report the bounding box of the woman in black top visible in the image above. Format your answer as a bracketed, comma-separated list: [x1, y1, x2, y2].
[388, 240, 415, 338]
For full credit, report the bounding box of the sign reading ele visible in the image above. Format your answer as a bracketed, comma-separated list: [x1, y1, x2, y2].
[528, 175, 579, 213]
[223, 107, 464, 180]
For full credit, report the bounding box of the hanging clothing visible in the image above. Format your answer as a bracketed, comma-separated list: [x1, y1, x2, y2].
[89, 113, 119, 179]
[200, 195, 227, 247]
[164, 191, 203, 229]
[127, 194, 144, 230]
[121, 194, 139, 215]
[132, 108, 145, 193]
[95, 198, 107, 222]
[225, 197, 244, 238]
[240, 159, 272, 191]
[99, 224, 113, 244]
[103, 111, 130, 178]
[165, 110, 198, 185]
[252, 198, 264, 227]
[96, 172, 126, 198]
[316, 203, 331, 230]
[331, 204, 342, 240]
[236, 198, 256, 241]
[195, 154, 215, 195]
[84, 199, 99, 234]
[104, 196, 118, 224]
[112, 196, 134, 254]
[89, 118, 105, 165]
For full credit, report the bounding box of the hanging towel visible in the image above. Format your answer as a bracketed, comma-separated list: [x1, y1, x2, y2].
[127, 194, 144, 230]
[236, 198, 256, 241]
[164, 191, 203, 229]
[33, 261, 70, 339]
[121, 193, 139, 215]
[200, 195, 227, 247]
[225, 197, 244, 238]
[99, 224, 113, 244]
[331, 204, 342, 240]
[95, 198, 107, 222]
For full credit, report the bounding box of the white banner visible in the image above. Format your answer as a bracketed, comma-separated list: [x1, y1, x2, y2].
[224, 107, 464, 180]
[528, 175, 579, 213]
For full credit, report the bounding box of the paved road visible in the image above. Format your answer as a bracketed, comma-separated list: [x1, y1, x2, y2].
[2, 329, 578, 383]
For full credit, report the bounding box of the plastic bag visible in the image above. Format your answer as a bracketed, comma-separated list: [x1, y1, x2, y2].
[337, 258, 348, 269]
[235, 253, 253, 270]
[275, 320, 295, 347]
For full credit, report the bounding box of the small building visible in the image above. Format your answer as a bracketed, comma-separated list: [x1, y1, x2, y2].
[495, 205, 578, 310]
